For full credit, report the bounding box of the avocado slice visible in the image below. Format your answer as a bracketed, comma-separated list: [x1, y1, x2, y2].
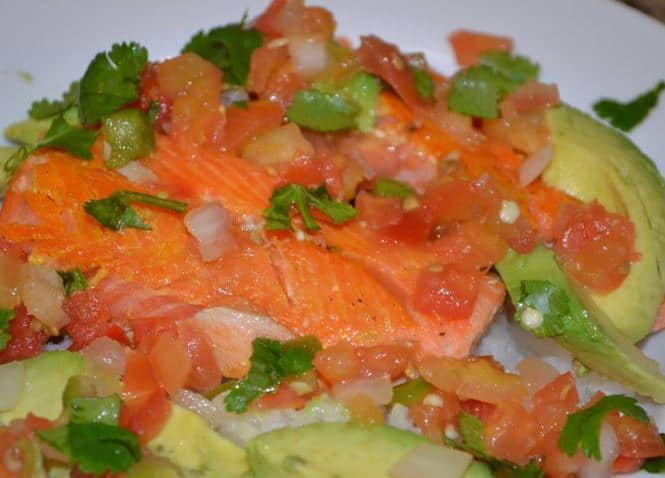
[496, 245, 665, 403]
[246, 422, 482, 478]
[147, 404, 249, 478]
[4, 107, 79, 145]
[0, 351, 85, 423]
[543, 105, 665, 341]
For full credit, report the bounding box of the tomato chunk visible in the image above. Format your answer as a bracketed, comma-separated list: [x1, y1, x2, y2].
[448, 30, 513, 67]
[0, 306, 47, 364]
[413, 264, 482, 320]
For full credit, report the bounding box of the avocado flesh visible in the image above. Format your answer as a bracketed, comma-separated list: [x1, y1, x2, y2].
[4, 107, 79, 145]
[0, 351, 85, 423]
[496, 245, 665, 403]
[544, 105, 665, 341]
[246, 422, 481, 478]
[147, 404, 249, 478]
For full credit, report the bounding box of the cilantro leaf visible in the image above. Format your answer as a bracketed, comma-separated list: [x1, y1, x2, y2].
[0, 309, 15, 350]
[264, 184, 357, 231]
[287, 89, 360, 132]
[57, 268, 88, 297]
[68, 395, 121, 426]
[559, 394, 649, 460]
[224, 336, 321, 413]
[182, 22, 263, 85]
[643, 434, 665, 473]
[447, 65, 518, 118]
[413, 67, 435, 100]
[372, 178, 416, 198]
[101, 108, 155, 168]
[593, 81, 665, 132]
[84, 190, 187, 231]
[479, 52, 539, 84]
[79, 42, 149, 126]
[38, 114, 98, 159]
[29, 82, 80, 120]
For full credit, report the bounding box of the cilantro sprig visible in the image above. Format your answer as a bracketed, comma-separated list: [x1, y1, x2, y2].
[593, 80, 665, 132]
[58, 268, 88, 297]
[4, 113, 99, 174]
[447, 52, 539, 118]
[0, 309, 16, 351]
[558, 394, 649, 460]
[37, 395, 140, 475]
[29, 82, 80, 120]
[182, 21, 263, 85]
[79, 42, 149, 126]
[84, 190, 188, 231]
[264, 184, 357, 231]
[287, 90, 360, 132]
[224, 336, 321, 413]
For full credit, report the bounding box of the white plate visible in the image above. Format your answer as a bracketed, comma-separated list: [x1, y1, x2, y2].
[1, 0, 664, 474]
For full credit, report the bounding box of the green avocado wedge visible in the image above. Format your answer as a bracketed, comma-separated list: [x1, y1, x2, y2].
[496, 245, 665, 403]
[543, 105, 665, 341]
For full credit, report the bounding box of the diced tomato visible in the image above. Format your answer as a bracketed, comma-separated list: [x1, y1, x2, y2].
[355, 191, 404, 230]
[501, 214, 538, 254]
[431, 221, 508, 270]
[0, 305, 47, 364]
[0, 414, 53, 478]
[357, 344, 410, 379]
[120, 387, 171, 444]
[413, 263, 482, 320]
[156, 53, 224, 148]
[247, 44, 291, 96]
[147, 332, 192, 396]
[130, 316, 180, 346]
[380, 210, 432, 246]
[422, 179, 501, 225]
[460, 399, 496, 423]
[607, 413, 665, 459]
[613, 456, 644, 474]
[554, 200, 638, 293]
[276, 154, 345, 199]
[261, 62, 305, 110]
[448, 30, 513, 67]
[484, 404, 539, 465]
[357, 35, 425, 109]
[504, 81, 560, 114]
[253, 0, 335, 38]
[177, 321, 223, 393]
[64, 289, 129, 350]
[221, 101, 285, 155]
[313, 343, 361, 385]
[410, 397, 461, 443]
[531, 373, 579, 435]
[252, 383, 307, 410]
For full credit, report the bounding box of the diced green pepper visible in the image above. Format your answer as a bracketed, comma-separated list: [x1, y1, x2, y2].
[391, 378, 432, 406]
[102, 108, 155, 168]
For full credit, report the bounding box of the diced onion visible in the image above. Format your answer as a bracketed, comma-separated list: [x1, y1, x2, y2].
[0, 361, 25, 411]
[221, 87, 250, 107]
[389, 442, 473, 478]
[519, 144, 554, 187]
[21, 264, 68, 333]
[579, 423, 618, 478]
[80, 337, 127, 376]
[288, 35, 330, 78]
[117, 161, 159, 184]
[0, 252, 23, 309]
[516, 357, 559, 396]
[184, 202, 235, 262]
[241, 123, 314, 166]
[172, 389, 221, 428]
[332, 376, 393, 405]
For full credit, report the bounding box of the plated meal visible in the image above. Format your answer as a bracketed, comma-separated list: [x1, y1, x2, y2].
[0, 0, 664, 477]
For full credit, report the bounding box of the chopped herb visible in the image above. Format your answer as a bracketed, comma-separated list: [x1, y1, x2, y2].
[391, 378, 432, 406]
[101, 108, 155, 168]
[57, 268, 88, 297]
[372, 178, 416, 198]
[558, 394, 649, 460]
[447, 65, 517, 118]
[413, 67, 435, 100]
[287, 89, 359, 132]
[29, 81, 80, 120]
[459, 412, 486, 454]
[79, 42, 149, 126]
[643, 434, 665, 473]
[478, 51, 539, 84]
[340, 72, 382, 132]
[39, 423, 140, 475]
[0, 309, 15, 350]
[68, 395, 121, 426]
[593, 81, 665, 132]
[84, 190, 187, 231]
[4, 113, 98, 174]
[224, 336, 321, 413]
[182, 21, 263, 85]
[264, 184, 357, 231]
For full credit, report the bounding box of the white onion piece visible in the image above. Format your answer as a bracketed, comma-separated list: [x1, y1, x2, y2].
[517, 357, 560, 396]
[579, 423, 618, 478]
[0, 362, 25, 411]
[21, 264, 68, 333]
[389, 442, 473, 478]
[519, 144, 554, 187]
[0, 252, 23, 309]
[184, 202, 235, 262]
[221, 87, 250, 107]
[172, 390, 221, 428]
[288, 35, 330, 78]
[117, 161, 159, 184]
[80, 337, 127, 376]
[332, 376, 393, 405]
